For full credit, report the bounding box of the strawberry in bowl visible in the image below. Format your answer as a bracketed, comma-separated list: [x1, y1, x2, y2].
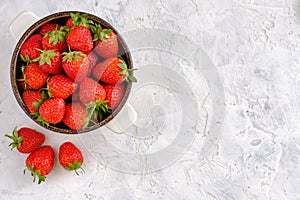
[11, 11, 136, 134]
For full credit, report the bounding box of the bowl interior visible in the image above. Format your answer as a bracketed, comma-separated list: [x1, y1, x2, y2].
[10, 11, 133, 134]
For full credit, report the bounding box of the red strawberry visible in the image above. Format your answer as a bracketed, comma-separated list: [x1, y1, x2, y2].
[66, 18, 75, 29]
[63, 103, 88, 130]
[17, 74, 26, 90]
[35, 49, 62, 74]
[22, 90, 45, 113]
[87, 51, 98, 69]
[42, 27, 68, 52]
[39, 23, 61, 35]
[71, 87, 80, 102]
[79, 78, 106, 104]
[94, 25, 118, 58]
[62, 51, 91, 82]
[23, 63, 49, 89]
[25, 145, 54, 184]
[59, 142, 84, 175]
[66, 26, 93, 54]
[47, 74, 76, 99]
[5, 127, 45, 154]
[103, 84, 125, 110]
[20, 34, 42, 62]
[37, 97, 65, 125]
[93, 57, 137, 84]
[79, 78, 109, 128]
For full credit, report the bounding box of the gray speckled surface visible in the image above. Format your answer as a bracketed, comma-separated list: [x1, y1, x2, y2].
[0, 0, 300, 199]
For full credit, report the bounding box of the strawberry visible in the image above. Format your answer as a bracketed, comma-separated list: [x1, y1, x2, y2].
[17, 74, 26, 90]
[20, 34, 42, 62]
[62, 51, 91, 82]
[79, 78, 106, 104]
[87, 51, 98, 69]
[66, 26, 93, 54]
[71, 87, 80, 102]
[42, 27, 68, 52]
[35, 49, 62, 74]
[63, 103, 88, 130]
[5, 127, 45, 154]
[66, 18, 75, 29]
[93, 57, 137, 84]
[23, 63, 49, 89]
[93, 25, 118, 58]
[47, 74, 76, 99]
[103, 84, 125, 110]
[66, 12, 94, 29]
[25, 145, 54, 184]
[22, 90, 45, 113]
[39, 23, 61, 35]
[79, 78, 109, 128]
[59, 142, 84, 175]
[36, 97, 66, 125]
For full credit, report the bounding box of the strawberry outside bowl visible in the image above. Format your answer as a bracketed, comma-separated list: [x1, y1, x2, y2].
[10, 11, 137, 134]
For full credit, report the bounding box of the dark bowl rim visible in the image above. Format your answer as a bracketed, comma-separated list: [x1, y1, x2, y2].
[10, 11, 133, 134]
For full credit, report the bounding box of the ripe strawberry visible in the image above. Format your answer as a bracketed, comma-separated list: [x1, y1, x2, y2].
[79, 78, 109, 128]
[62, 51, 91, 82]
[87, 51, 98, 69]
[63, 103, 88, 130]
[39, 23, 61, 35]
[23, 63, 49, 89]
[37, 97, 65, 125]
[71, 87, 80, 102]
[20, 34, 42, 62]
[25, 145, 54, 184]
[47, 74, 76, 99]
[93, 57, 137, 84]
[35, 49, 62, 74]
[5, 127, 45, 154]
[103, 84, 125, 110]
[17, 74, 26, 90]
[22, 90, 45, 113]
[42, 27, 68, 52]
[59, 142, 84, 175]
[66, 18, 75, 29]
[79, 78, 106, 104]
[93, 25, 118, 58]
[66, 26, 93, 54]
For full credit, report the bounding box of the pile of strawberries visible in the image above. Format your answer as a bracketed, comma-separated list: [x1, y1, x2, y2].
[17, 12, 136, 131]
[5, 127, 84, 184]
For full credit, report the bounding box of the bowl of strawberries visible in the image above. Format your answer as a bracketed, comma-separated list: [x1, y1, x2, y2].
[10, 11, 137, 134]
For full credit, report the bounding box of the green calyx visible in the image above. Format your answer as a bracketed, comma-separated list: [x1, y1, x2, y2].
[65, 160, 84, 175]
[44, 26, 69, 45]
[83, 99, 111, 129]
[5, 128, 23, 150]
[25, 166, 45, 184]
[118, 59, 137, 82]
[31, 112, 50, 127]
[62, 51, 86, 62]
[70, 12, 94, 29]
[33, 49, 56, 66]
[17, 65, 29, 90]
[20, 54, 32, 63]
[92, 24, 113, 42]
[32, 90, 48, 110]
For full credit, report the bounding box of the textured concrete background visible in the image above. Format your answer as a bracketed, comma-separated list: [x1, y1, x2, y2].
[0, 0, 300, 199]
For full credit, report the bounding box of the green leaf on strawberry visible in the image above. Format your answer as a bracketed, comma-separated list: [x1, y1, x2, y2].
[117, 59, 137, 82]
